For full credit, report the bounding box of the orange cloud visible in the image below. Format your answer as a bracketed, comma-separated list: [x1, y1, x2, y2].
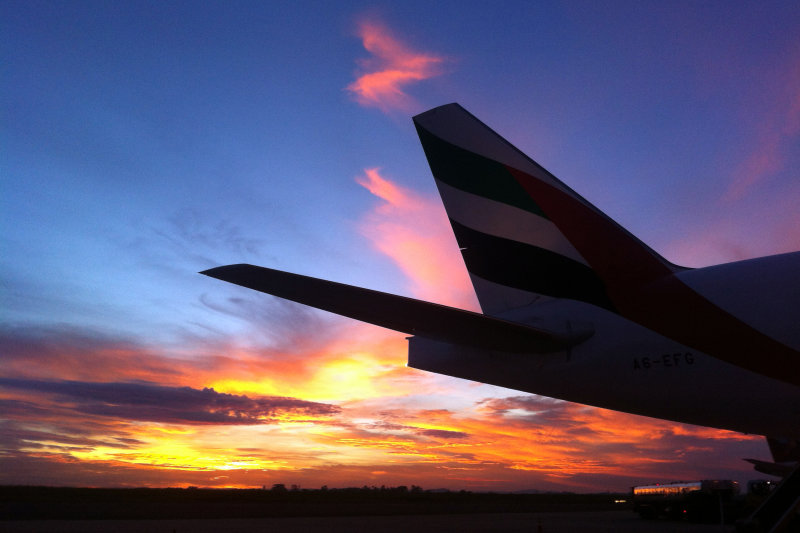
[347, 19, 445, 113]
[356, 168, 479, 310]
[309, 395, 761, 491]
[0, 320, 765, 492]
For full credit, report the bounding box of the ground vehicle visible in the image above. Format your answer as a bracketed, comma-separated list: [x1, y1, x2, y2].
[632, 480, 739, 522]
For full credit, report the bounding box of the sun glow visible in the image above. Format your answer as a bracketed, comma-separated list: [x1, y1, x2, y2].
[208, 348, 400, 403]
[67, 427, 297, 472]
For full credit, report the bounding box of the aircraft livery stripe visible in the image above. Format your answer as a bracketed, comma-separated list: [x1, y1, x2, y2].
[506, 165, 800, 386]
[505, 165, 676, 291]
[450, 219, 616, 311]
[436, 179, 589, 266]
[416, 124, 549, 218]
[413, 104, 568, 193]
[468, 274, 548, 315]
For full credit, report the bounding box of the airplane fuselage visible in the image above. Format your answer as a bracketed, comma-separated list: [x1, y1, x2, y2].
[410, 252, 800, 438]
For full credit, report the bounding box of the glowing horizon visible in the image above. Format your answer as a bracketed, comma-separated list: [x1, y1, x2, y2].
[2, 3, 796, 491]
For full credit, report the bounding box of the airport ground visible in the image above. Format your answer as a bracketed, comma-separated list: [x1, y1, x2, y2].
[1, 511, 737, 533]
[0, 487, 741, 532]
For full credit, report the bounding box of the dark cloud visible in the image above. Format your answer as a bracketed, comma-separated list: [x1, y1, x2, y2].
[0, 322, 330, 392]
[417, 428, 469, 439]
[0, 378, 340, 425]
[0, 324, 135, 363]
[0, 324, 184, 381]
[0, 418, 141, 455]
[0, 398, 55, 419]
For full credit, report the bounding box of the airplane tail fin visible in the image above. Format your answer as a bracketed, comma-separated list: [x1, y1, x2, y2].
[768, 437, 800, 464]
[413, 103, 683, 316]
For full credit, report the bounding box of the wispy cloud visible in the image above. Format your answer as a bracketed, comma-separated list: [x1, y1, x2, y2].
[0, 320, 764, 490]
[347, 19, 446, 113]
[0, 324, 185, 383]
[198, 290, 339, 354]
[157, 208, 266, 262]
[723, 47, 800, 201]
[356, 168, 478, 310]
[662, 202, 800, 267]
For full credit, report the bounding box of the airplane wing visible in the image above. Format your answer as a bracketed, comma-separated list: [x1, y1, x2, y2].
[201, 264, 588, 354]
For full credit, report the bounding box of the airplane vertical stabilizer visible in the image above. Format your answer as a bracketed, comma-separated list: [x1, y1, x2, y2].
[413, 103, 800, 387]
[413, 103, 682, 317]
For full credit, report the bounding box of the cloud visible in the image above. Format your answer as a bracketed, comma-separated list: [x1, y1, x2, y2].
[356, 167, 418, 210]
[0, 260, 766, 490]
[418, 428, 469, 440]
[661, 201, 800, 267]
[348, 170, 764, 487]
[0, 336, 765, 491]
[356, 168, 479, 310]
[346, 19, 446, 113]
[723, 47, 800, 201]
[151, 208, 267, 267]
[309, 394, 763, 491]
[197, 290, 340, 354]
[0, 324, 186, 383]
[0, 320, 416, 408]
[0, 378, 340, 425]
[343, 417, 470, 443]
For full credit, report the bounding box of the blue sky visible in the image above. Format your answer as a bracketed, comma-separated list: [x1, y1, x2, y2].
[1, 1, 798, 490]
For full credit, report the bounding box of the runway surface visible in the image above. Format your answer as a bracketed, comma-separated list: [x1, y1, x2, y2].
[2, 511, 735, 532]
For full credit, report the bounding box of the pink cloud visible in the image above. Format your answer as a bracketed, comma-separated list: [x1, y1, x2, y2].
[662, 201, 800, 267]
[356, 168, 479, 310]
[356, 167, 417, 210]
[347, 19, 445, 113]
[724, 129, 789, 203]
[723, 48, 800, 201]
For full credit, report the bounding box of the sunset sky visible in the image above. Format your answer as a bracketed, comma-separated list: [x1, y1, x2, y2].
[2, 1, 798, 492]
